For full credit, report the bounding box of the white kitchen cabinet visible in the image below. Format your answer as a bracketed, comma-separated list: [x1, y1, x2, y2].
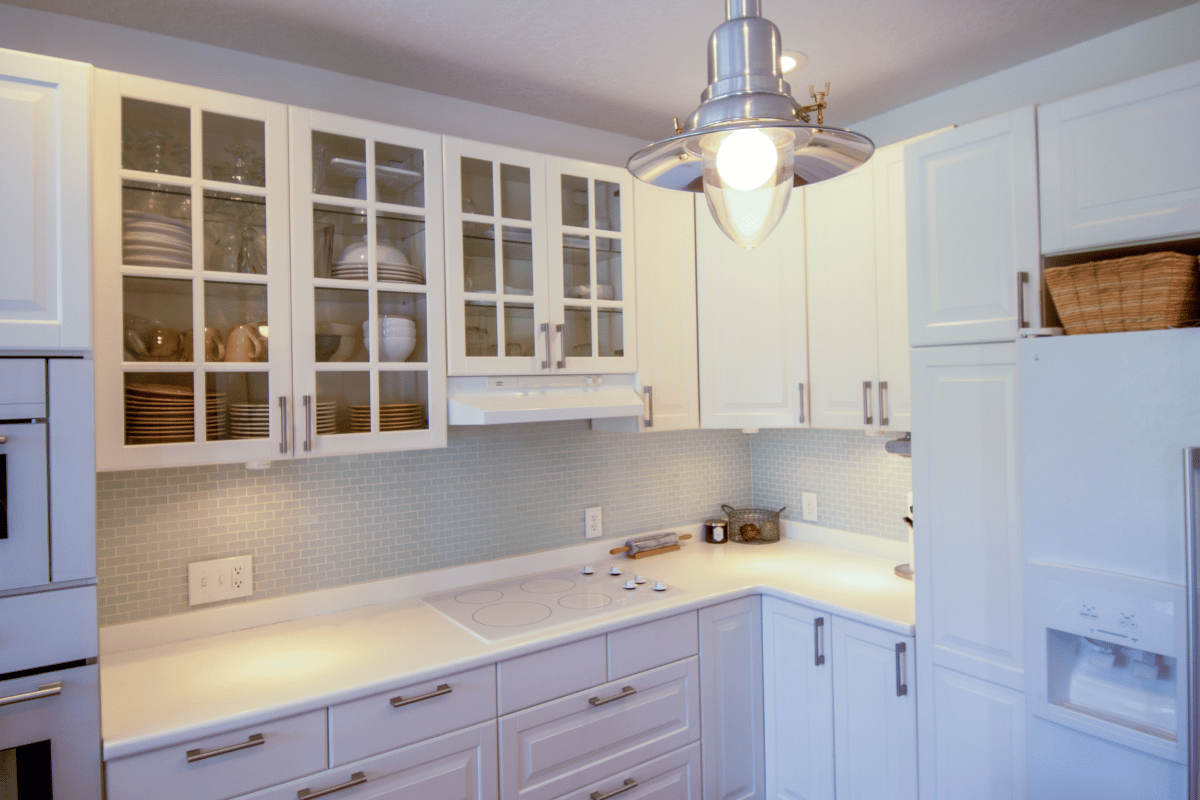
[0, 48, 91, 351]
[553, 742, 701, 800]
[698, 596, 764, 800]
[1039, 59, 1200, 254]
[696, 194, 809, 429]
[927, 666, 1026, 800]
[443, 138, 635, 376]
[906, 107, 1041, 346]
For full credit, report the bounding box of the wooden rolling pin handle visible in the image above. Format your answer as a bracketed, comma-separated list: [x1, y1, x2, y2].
[609, 533, 692, 555]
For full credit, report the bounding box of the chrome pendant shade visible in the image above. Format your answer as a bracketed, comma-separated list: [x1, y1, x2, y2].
[628, 0, 874, 247]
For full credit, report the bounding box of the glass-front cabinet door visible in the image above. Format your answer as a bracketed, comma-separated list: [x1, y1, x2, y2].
[93, 71, 292, 470]
[289, 109, 446, 455]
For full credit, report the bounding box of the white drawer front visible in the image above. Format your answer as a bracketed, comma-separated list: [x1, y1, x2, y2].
[500, 657, 700, 800]
[0, 585, 96, 673]
[551, 742, 701, 800]
[330, 663, 497, 767]
[607, 611, 698, 681]
[498, 635, 607, 715]
[105, 709, 328, 800]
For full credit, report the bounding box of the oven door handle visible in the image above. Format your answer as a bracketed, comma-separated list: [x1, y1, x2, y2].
[0, 681, 62, 707]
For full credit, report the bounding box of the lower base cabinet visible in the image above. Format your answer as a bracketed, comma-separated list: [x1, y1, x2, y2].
[554, 742, 701, 800]
[929, 666, 1026, 800]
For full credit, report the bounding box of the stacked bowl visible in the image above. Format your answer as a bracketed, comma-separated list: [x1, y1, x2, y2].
[363, 316, 417, 361]
[332, 241, 423, 284]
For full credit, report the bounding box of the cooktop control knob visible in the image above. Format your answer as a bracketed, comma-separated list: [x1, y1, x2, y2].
[623, 580, 636, 590]
[609, 566, 621, 576]
[634, 575, 646, 584]
[652, 582, 667, 591]
[581, 566, 594, 575]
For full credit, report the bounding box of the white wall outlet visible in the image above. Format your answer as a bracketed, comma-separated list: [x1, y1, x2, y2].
[585, 506, 603, 539]
[188, 555, 253, 606]
[801, 492, 818, 523]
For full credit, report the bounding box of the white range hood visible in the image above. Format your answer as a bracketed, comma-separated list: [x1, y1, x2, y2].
[447, 374, 645, 425]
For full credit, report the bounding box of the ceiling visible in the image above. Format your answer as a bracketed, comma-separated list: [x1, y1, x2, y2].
[4, 0, 1193, 141]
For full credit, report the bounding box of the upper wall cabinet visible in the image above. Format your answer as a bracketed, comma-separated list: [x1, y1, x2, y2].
[906, 108, 1041, 347]
[1038, 59, 1200, 254]
[0, 48, 91, 351]
[442, 138, 635, 376]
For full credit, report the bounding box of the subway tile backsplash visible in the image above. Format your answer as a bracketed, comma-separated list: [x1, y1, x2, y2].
[96, 424, 910, 626]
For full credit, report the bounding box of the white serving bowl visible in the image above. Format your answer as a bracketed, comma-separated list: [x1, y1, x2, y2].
[382, 337, 417, 361]
[339, 240, 408, 265]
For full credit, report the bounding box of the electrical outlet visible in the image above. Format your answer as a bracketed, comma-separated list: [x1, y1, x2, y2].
[188, 555, 253, 606]
[801, 492, 818, 523]
[585, 506, 603, 539]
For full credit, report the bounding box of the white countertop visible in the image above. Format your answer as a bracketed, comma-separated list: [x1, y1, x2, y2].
[100, 534, 914, 761]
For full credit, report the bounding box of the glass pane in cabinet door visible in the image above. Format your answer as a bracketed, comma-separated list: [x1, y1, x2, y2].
[315, 288, 369, 362]
[376, 291, 425, 363]
[315, 372, 370, 436]
[463, 222, 496, 293]
[123, 276, 192, 362]
[314, 204, 368, 282]
[563, 306, 593, 359]
[205, 282, 269, 364]
[122, 98, 190, 176]
[379, 371, 428, 432]
[502, 227, 534, 296]
[207, 372, 268, 441]
[204, 190, 266, 274]
[378, 211, 426, 285]
[500, 163, 531, 221]
[202, 112, 265, 187]
[461, 157, 494, 216]
[123, 180, 192, 269]
[465, 302, 498, 357]
[312, 131, 366, 199]
[375, 142, 424, 208]
[124, 373, 196, 445]
[597, 238, 622, 301]
[562, 234, 591, 299]
[597, 308, 625, 358]
[561, 174, 589, 227]
[504, 304, 535, 358]
[595, 180, 621, 232]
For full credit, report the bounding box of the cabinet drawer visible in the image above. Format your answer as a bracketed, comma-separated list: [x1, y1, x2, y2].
[607, 611, 697, 681]
[330, 663, 496, 767]
[105, 709, 327, 800]
[500, 657, 700, 800]
[498, 635, 607, 715]
[551, 742, 700, 800]
[0, 585, 96, 674]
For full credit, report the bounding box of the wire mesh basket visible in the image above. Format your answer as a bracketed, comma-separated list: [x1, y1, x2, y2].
[721, 504, 786, 544]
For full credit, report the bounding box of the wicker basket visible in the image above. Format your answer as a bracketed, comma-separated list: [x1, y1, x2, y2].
[721, 504, 785, 544]
[1043, 252, 1198, 335]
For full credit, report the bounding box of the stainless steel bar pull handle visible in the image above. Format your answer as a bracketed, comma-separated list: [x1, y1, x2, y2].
[879, 381, 889, 428]
[863, 381, 873, 425]
[1017, 271, 1029, 329]
[555, 323, 566, 369]
[186, 733, 265, 763]
[814, 617, 826, 666]
[297, 772, 367, 800]
[302, 395, 313, 452]
[643, 386, 654, 428]
[0, 681, 62, 708]
[591, 778, 638, 800]
[541, 322, 552, 370]
[895, 642, 908, 696]
[278, 396, 289, 454]
[390, 683, 452, 708]
[589, 686, 636, 707]
[1184, 448, 1200, 794]
[798, 383, 806, 425]
[0, 436, 6, 443]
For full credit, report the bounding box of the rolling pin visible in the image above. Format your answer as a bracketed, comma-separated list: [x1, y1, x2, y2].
[610, 532, 693, 557]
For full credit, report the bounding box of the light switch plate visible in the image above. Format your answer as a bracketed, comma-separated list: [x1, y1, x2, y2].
[188, 555, 253, 606]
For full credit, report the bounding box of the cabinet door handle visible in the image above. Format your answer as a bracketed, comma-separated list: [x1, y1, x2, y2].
[863, 381, 873, 425]
[186, 733, 265, 763]
[302, 395, 313, 452]
[278, 396, 289, 454]
[296, 772, 367, 800]
[814, 617, 825, 666]
[1017, 271, 1029, 329]
[591, 778, 638, 800]
[589, 686, 636, 707]
[895, 642, 908, 696]
[389, 683, 452, 708]
[798, 383, 806, 425]
[0, 682, 61, 708]
[555, 323, 566, 369]
[879, 381, 889, 428]
[540, 322, 552, 370]
[643, 386, 654, 428]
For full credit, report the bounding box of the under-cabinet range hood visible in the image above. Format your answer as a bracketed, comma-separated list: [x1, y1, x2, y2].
[447, 374, 645, 425]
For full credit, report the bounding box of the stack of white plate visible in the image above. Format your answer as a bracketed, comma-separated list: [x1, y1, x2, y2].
[315, 400, 337, 435]
[124, 384, 225, 444]
[124, 211, 191, 268]
[330, 261, 424, 284]
[348, 403, 426, 433]
[229, 403, 270, 439]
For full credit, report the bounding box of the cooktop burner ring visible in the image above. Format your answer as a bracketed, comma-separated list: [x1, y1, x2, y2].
[471, 601, 553, 628]
[558, 593, 613, 610]
[454, 589, 504, 605]
[519, 577, 577, 594]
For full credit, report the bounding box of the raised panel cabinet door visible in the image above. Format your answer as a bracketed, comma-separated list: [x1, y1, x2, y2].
[698, 596, 764, 800]
[761, 597, 834, 800]
[830, 617, 916, 800]
[906, 107, 1040, 346]
[696, 195, 808, 429]
[0, 49, 90, 350]
[872, 142, 912, 432]
[552, 742, 701, 800]
[1039, 59, 1200, 254]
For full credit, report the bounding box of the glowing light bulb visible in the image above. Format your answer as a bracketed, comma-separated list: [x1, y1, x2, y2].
[715, 129, 779, 191]
[700, 128, 796, 248]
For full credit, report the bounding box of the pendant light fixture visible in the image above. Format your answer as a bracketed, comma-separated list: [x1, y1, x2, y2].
[627, 0, 875, 248]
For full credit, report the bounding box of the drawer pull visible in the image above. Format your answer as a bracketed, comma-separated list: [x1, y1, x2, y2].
[389, 683, 452, 708]
[591, 778, 638, 800]
[0, 682, 61, 708]
[186, 733, 265, 763]
[589, 686, 636, 707]
[297, 771, 367, 800]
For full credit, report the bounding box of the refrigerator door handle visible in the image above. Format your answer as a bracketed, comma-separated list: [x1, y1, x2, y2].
[1184, 448, 1200, 799]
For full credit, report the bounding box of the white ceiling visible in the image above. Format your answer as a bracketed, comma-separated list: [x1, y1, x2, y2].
[4, 0, 1193, 141]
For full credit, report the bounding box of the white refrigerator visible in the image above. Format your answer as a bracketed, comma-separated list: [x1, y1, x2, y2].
[1020, 328, 1199, 799]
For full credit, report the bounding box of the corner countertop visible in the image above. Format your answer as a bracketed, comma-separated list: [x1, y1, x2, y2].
[100, 535, 914, 761]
